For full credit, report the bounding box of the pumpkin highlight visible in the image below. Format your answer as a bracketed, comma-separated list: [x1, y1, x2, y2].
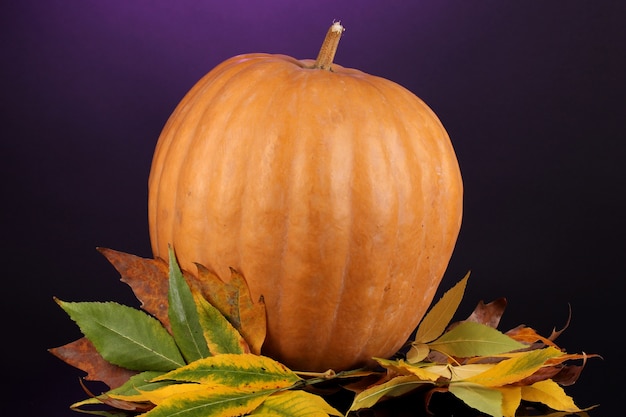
[148, 23, 463, 372]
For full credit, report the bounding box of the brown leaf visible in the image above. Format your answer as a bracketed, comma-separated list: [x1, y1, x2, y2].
[97, 247, 171, 331]
[49, 337, 137, 389]
[99, 248, 267, 354]
[465, 298, 507, 328]
[194, 265, 266, 354]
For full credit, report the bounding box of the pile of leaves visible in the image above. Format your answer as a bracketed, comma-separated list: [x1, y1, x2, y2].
[50, 248, 597, 417]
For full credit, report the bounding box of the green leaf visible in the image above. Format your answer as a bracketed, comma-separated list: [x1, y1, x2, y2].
[249, 390, 342, 417]
[142, 388, 273, 417]
[448, 382, 503, 417]
[193, 292, 249, 355]
[414, 272, 470, 344]
[428, 321, 526, 357]
[154, 353, 301, 390]
[348, 375, 431, 412]
[167, 247, 211, 363]
[56, 299, 185, 371]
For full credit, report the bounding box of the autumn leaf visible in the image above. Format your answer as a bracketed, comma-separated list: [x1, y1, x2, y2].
[56, 298, 185, 371]
[464, 346, 564, 387]
[348, 375, 431, 412]
[141, 386, 274, 417]
[167, 246, 211, 362]
[374, 358, 448, 382]
[521, 379, 582, 413]
[448, 382, 503, 417]
[465, 298, 507, 328]
[193, 292, 250, 355]
[413, 272, 469, 344]
[48, 337, 138, 389]
[152, 354, 300, 390]
[428, 321, 527, 358]
[249, 390, 342, 417]
[196, 265, 267, 354]
[98, 247, 172, 330]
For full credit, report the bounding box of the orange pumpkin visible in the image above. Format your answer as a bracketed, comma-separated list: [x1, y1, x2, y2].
[148, 23, 463, 372]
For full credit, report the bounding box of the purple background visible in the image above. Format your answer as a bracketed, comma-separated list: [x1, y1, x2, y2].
[3, 1, 624, 415]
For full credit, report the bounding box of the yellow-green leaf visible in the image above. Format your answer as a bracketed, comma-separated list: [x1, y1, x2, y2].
[414, 272, 470, 344]
[464, 346, 564, 387]
[349, 375, 430, 412]
[193, 292, 249, 355]
[428, 321, 526, 357]
[374, 358, 449, 381]
[448, 382, 503, 417]
[249, 390, 342, 417]
[196, 266, 266, 355]
[154, 354, 300, 390]
[142, 386, 273, 417]
[521, 379, 581, 412]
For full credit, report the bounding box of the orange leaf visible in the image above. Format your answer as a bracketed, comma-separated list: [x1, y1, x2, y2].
[506, 325, 559, 347]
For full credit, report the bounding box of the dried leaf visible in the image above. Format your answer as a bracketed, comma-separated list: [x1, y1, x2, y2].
[56, 298, 185, 371]
[249, 390, 342, 417]
[465, 298, 507, 328]
[194, 265, 267, 354]
[507, 325, 559, 347]
[428, 321, 527, 358]
[49, 337, 137, 388]
[98, 247, 171, 330]
[167, 247, 211, 362]
[414, 272, 469, 344]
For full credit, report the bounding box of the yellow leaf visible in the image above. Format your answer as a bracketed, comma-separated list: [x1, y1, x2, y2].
[153, 353, 300, 391]
[496, 386, 522, 417]
[414, 272, 470, 343]
[143, 386, 273, 417]
[374, 358, 448, 381]
[521, 379, 581, 412]
[448, 364, 494, 381]
[464, 346, 564, 387]
[405, 343, 429, 363]
[136, 383, 208, 405]
[349, 375, 431, 412]
[250, 391, 342, 417]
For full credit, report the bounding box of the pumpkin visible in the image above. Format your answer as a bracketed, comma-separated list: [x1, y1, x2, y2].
[148, 23, 463, 372]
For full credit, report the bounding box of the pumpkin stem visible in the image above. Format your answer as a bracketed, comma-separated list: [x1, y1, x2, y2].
[313, 21, 345, 70]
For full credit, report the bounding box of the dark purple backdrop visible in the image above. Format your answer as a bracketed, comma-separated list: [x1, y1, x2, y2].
[3, 1, 624, 415]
